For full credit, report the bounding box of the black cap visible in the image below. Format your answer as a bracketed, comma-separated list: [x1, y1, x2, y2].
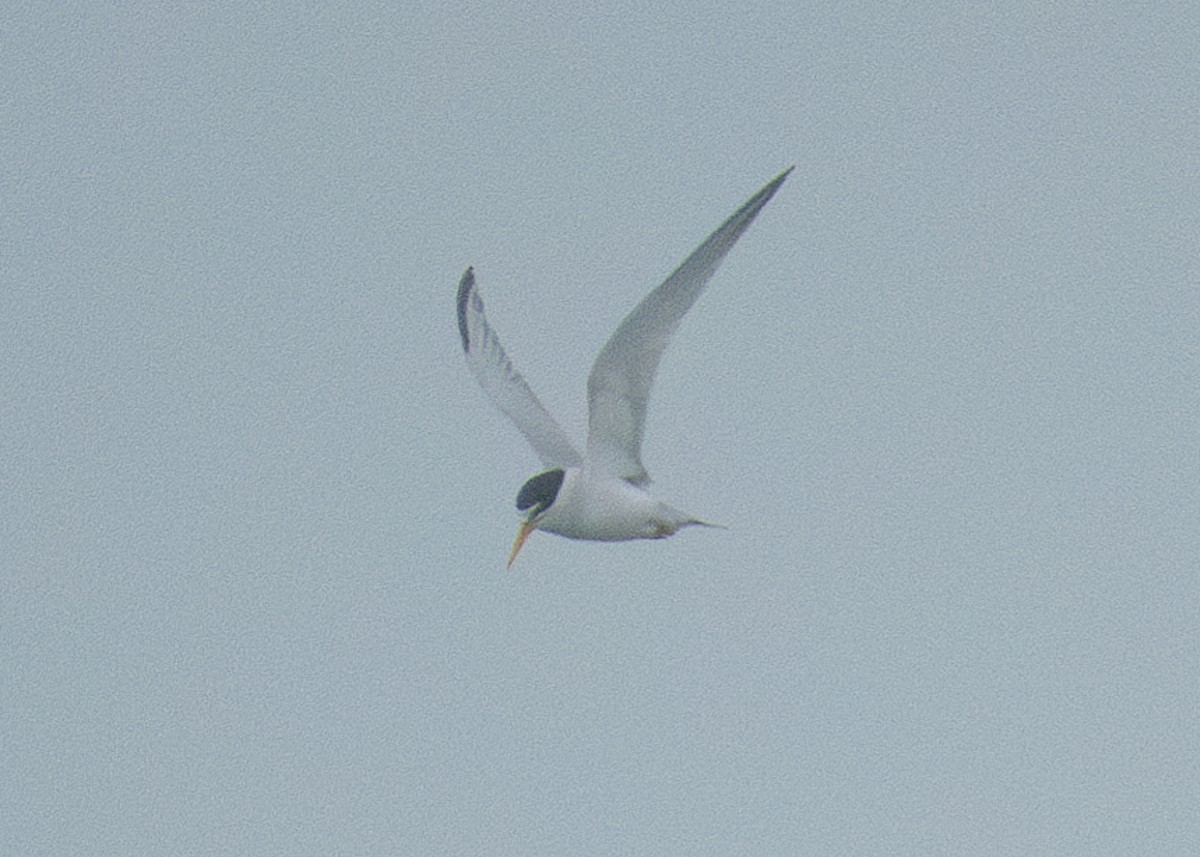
[516, 468, 565, 513]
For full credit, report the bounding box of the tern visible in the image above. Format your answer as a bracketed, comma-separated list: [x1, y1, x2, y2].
[457, 167, 791, 566]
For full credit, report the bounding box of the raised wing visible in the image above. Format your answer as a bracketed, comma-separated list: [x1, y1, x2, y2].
[457, 267, 583, 468]
[585, 167, 792, 483]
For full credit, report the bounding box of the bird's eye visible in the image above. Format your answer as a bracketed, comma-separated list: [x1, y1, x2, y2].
[516, 468, 565, 511]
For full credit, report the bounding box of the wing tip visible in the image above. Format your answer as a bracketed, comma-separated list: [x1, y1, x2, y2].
[710, 166, 793, 243]
[456, 266, 475, 352]
[757, 165, 794, 204]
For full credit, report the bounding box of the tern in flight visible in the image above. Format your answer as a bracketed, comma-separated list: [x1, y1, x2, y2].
[457, 167, 791, 566]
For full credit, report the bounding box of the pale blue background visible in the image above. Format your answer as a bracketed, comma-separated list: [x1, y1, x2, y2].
[4, 2, 1197, 854]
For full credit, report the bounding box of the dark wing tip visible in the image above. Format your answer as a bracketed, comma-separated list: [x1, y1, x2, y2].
[456, 266, 475, 352]
[755, 165, 794, 206]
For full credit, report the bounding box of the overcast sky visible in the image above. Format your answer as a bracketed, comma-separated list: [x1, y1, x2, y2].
[4, 2, 1198, 854]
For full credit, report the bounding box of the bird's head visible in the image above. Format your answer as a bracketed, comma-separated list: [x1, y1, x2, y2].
[507, 468, 566, 567]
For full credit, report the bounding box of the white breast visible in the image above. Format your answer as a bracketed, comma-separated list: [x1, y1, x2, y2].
[533, 468, 702, 542]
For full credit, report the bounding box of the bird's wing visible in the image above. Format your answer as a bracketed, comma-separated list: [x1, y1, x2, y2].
[584, 167, 792, 483]
[457, 267, 584, 468]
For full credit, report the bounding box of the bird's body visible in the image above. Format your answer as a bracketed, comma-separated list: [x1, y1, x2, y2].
[457, 167, 791, 565]
[530, 467, 712, 542]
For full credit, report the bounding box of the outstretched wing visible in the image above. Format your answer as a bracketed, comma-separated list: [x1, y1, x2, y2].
[456, 267, 583, 468]
[585, 167, 792, 483]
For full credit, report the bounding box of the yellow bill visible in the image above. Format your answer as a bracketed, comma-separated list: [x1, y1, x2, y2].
[506, 518, 537, 568]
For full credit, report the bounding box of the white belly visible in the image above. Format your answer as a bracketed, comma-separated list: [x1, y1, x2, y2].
[533, 469, 702, 542]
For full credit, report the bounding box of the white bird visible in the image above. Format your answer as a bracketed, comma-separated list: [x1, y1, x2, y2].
[457, 167, 792, 566]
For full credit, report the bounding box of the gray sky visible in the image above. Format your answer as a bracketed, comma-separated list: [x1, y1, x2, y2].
[4, 2, 1198, 854]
